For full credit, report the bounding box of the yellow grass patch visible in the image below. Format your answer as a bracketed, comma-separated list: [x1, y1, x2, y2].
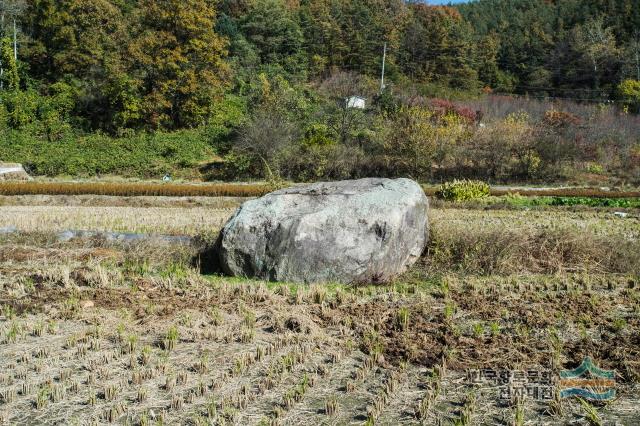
[0, 182, 272, 197]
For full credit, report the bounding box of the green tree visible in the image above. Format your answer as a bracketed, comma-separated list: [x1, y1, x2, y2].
[298, 0, 345, 75]
[130, 0, 230, 129]
[21, 0, 131, 129]
[0, 37, 19, 90]
[316, 72, 376, 148]
[240, 0, 305, 76]
[475, 32, 513, 90]
[215, 13, 260, 76]
[622, 32, 640, 81]
[0, 0, 26, 62]
[300, 0, 406, 76]
[399, 5, 478, 88]
[617, 79, 640, 112]
[21, 0, 125, 80]
[341, 0, 406, 75]
[571, 18, 622, 90]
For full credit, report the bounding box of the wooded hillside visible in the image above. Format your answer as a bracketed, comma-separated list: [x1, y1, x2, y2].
[0, 1, 638, 184]
[1, 0, 637, 132]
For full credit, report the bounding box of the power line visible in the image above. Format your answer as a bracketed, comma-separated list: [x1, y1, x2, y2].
[509, 85, 612, 93]
[491, 91, 625, 104]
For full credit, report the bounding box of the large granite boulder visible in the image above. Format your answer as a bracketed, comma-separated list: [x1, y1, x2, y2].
[0, 163, 31, 181]
[218, 178, 429, 284]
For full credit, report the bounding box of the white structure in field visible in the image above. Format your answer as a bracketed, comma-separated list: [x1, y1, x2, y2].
[0, 163, 31, 181]
[346, 96, 366, 109]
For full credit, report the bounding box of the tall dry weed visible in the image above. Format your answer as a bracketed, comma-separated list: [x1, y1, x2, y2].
[0, 182, 272, 198]
[426, 227, 640, 275]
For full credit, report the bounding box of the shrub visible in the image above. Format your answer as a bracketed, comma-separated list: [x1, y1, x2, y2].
[435, 179, 490, 201]
[379, 105, 471, 180]
[281, 143, 366, 181]
[617, 79, 640, 113]
[302, 124, 336, 147]
[0, 128, 215, 178]
[430, 98, 478, 124]
[627, 144, 640, 170]
[381, 106, 439, 178]
[465, 112, 535, 180]
[233, 108, 301, 179]
[586, 162, 604, 174]
[543, 110, 582, 128]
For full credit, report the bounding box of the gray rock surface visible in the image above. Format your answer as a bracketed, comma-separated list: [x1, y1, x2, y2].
[56, 230, 192, 244]
[218, 178, 429, 284]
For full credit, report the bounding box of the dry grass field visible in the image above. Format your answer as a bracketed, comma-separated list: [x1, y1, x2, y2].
[0, 195, 639, 425]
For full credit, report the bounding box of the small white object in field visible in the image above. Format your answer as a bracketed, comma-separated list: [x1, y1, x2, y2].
[0, 166, 23, 173]
[613, 212, 628, 218]
[345, 96, 366, 109]
[0, 163, 32, 180]
[163, 174, 171, 181]
[0, 226, 17, 234]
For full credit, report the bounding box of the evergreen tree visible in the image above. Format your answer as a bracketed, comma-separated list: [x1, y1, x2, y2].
[400, 5, 478, 88]
[240, 0, 306, 76]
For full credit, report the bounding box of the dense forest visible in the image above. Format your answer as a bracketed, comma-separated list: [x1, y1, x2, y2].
[0, 0, 639, 183]
[459, 0, 640, 99]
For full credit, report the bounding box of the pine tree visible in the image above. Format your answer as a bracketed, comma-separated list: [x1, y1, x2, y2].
[400, 5, 478, 88]
[240, 0, 305, 75]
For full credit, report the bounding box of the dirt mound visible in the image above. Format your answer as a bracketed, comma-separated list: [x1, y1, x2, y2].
[0, 162, 32, 180]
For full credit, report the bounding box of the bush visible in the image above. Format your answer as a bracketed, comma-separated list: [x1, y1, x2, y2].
[435, 179, 490, 201]
[542, 110, 582, 128]
[617, 79, 640, 113]
[281, 143, 366, 181]
[379, 105, 471, 180]
[0, 128, 215, 178]
[465, 112, 536, 180]
[430, 98, 478, 124]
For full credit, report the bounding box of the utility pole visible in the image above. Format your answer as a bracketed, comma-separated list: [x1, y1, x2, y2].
[380, 42, 386, 93]
[0, 13, 4, 91]
[635, 32, 640, 81]
[13, 18, 17, 61]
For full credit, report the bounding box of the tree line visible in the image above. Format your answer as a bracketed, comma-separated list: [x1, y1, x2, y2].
[458, 0, 640, 100]
[0, 0, 638, 135]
